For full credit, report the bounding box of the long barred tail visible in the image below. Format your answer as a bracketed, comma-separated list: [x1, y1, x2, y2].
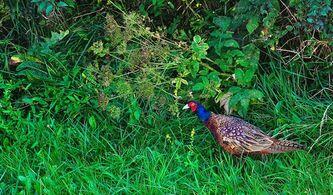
[266, 140, 306, 153]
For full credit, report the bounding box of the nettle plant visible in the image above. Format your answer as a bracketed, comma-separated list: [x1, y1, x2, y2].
[174, 32, 263, 117]
[160, 2, 272, 117]
[83, 10, 263, 119]
[86, 13, 186, 123]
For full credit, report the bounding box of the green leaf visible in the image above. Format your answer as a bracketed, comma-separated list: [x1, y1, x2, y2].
[67, 96, 75, 101]
[306, 17, 314, 23]
[270, 0, 280, 10]
[190, 60, 200, 77]
[235, 69, 245, 85]
[274, 100, 284, 114]
[65, 0, 76, 8]
[240, 98, 250, 109]
[263, 10, 279, 28]
[16, 61, 43, 72]
[229, 49, 244, 57]
[228, 86, 241, 94]
[223, 39, 239, 48]
[88, 116, 96, 129]
[22, 97, 47, 105]
[18, 176, 27, 182]
[210, 30, 233, 39]
[215, 59, 229, 71]
[16, 61, 49, 80]
[213, 16, 231, 31]
[49, 30, 69, 45]
[208, 71, 220, 83]
[180, 78, 188, 85]
[248, 89, 264, 100]
[202, 76, 209, 85]
[193, 35, 201, 43]
[239, 98, 250, 117]
[246, 16, 259, 34]
[57, 1, 68, 7]
[45, 4, 53, 16]
[192, 82, 204, 91]
[236, 59, 250, 67]
[22, 97, 34, 104]
[229, 92, 243, 108]
[244, 69, 255, 83]
[134, 110, 141, 120]
[286, 25, 293, 31]
[191, 35, 209, 59]
[167, 1, 175, 9]
[37, 2, 47, 12]
[292, 112, 302, 124]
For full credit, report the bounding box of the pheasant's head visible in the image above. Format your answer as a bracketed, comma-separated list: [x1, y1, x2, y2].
[183, 101, 211, 122]
[182, 101, 198, 112]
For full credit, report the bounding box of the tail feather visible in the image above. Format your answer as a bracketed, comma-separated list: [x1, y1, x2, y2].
[265, 140, 305, 153]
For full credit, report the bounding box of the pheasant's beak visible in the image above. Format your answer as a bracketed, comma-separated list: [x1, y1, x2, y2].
[182, 104, 190, 110]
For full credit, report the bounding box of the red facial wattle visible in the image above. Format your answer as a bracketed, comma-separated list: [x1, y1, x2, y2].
[188, 102, 197, 112]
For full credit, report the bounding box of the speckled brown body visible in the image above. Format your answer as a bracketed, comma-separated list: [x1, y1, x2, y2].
[205, 113, 304, 155]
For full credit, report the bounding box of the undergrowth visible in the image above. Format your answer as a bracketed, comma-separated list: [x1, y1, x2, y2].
[0, 0, 332, 194]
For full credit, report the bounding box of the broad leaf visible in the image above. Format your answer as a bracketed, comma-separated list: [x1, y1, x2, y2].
[192, 82, 204, 91]
[190, 60, 200, 77]
[45, 4, 53, 16]
[213, 16, 231, 32]
[239, 98, 250, 117]
[236, 59, 250, 67]
[228, 86, 242, 94]
[248, 89, 264, 100]
[246, 16, 259, 34]
[223, 39, 239, 48]
[244, 69, 255, 83]
[235, 68, 245, 85]
[215, 59, 230, 71]
[57, 1, 68, 7]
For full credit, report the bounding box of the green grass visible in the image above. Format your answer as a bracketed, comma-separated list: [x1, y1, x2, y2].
[1, 1, 332, 194]
[1, 64, 332, 193]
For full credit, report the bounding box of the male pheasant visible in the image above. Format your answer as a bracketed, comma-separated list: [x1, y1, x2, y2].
[183, 101, 305, 155]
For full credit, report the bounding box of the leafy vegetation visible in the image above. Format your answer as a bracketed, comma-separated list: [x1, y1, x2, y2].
[0, 0, 332, 193]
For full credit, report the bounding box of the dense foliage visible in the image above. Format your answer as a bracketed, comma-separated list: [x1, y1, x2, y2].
[0, 0, 332, 193]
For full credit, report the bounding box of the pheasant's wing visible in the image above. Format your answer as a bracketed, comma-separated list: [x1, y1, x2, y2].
[238, 125, 273, 152]
[220, 116, 274, 153]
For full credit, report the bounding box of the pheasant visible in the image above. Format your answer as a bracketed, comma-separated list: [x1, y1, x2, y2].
[183, 101, 305, 155]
